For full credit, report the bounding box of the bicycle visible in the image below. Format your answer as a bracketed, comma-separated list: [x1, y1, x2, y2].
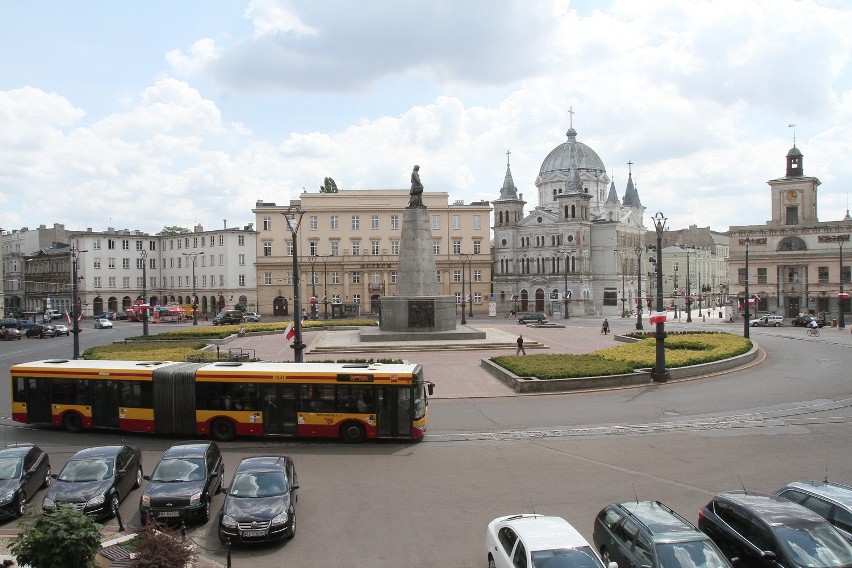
[807, 327, 820, 337]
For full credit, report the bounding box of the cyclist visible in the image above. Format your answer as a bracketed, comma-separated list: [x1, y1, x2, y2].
[807, 319, 819, 329]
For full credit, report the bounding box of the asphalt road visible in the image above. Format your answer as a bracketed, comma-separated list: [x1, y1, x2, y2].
[1, 319, 850, 567]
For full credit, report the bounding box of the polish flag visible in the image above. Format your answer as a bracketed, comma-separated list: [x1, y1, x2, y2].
[649, 311, 667, 324]
[65, 311, 71, 325]
[284, 322, 295, 341]
[840, 291, 849, 300]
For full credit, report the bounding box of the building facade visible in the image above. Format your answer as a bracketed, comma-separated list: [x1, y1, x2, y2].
[728, 144, 852, 320]
[2, 224, 71, 317]
[252, 190, 493, 319]
[492, 126, 646, 317]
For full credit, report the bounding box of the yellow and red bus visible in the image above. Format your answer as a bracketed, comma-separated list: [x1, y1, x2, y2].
[10, 359, 433, 443]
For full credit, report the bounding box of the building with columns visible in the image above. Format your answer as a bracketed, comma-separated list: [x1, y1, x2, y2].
[491, 125, 646, 317]
[252, 190, 492, 319]
[728, 144, 852, 321]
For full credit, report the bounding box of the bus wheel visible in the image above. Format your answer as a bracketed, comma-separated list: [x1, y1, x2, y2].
[63, 412, 83, 433]
[210, 419, 236, 442]
[340, 421, 366, 444]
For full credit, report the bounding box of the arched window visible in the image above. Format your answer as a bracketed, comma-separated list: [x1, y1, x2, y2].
[778, 236, 807, 251]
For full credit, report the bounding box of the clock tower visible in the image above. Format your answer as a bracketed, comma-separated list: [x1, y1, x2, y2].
[769, 145, 820, 227]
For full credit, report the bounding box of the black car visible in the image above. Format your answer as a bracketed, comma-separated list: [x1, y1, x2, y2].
[792, 315, 825, 327]
[0, 444, 51, 519]
[94, 311, 116, 320]
[140, 442, 224, 526]
[218, 456, 298, 544]
[25, 324, 55, 338]
[518, 312, 548, 324]
[43, 445, 142, 521]
[593, 500, 730, 568]
[212, 310, 244, 325]
[699, 491, 852, 567]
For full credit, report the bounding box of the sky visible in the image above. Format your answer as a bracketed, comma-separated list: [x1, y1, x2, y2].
[2, 0, 852, 238]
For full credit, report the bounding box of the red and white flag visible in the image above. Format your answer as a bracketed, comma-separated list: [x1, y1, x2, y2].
[839, 291, 849, 300]
[649, 311, 667, 324]
[284, 322, 295, 341]
[65, 311, 71, 325]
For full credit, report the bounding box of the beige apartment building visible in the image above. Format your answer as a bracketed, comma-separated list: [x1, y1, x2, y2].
[253, 190, 493, 319]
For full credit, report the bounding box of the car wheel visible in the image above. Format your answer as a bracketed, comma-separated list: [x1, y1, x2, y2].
[488, 554, 497, 568]
[42, 466, 52, 488]
[210, 418, 236, 442]
[15, 492, 26, 517]
[133, 465, 143, 489]
[110, 494, 120, 519]
[63, 411, 83, 433]
[340, 421, 366, 444]
[287, 508, 296, 539]
[202, 498, 211, 524]
[601, 547, 611, 565]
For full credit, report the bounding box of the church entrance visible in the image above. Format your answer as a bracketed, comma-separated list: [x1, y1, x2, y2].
[535, 289, 545, 312]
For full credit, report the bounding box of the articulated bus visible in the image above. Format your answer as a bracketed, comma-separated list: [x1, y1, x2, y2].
[10, 359, 433, 443]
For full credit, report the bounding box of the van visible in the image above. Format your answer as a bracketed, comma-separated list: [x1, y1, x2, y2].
[749, 314, 783, 327]
[212, 310, 244, 325]
[44, 309, 62, 322]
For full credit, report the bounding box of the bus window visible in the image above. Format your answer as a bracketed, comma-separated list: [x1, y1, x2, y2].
[120, 381, 152, 408]
[413, 385, 426, 420]
[300, 385, 334, 412]
[338, 386, 375, 413]
[52, 379, 90, 405]
[13, 378, 26, 403]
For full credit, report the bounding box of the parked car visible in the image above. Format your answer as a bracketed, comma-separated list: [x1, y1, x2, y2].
[25, 324, 55, 338]
[242, 312, 261, 323]
[140, 442, 224, 526]
[0, 327, 22, 341]
[43, 445, 142, 521]
[774, 481, 852, 542]
[593, 500, 730, 568]
[698, 491, 852, 567]
[750, 315, 784, 327]
[487, 513, 613, 568]
[94, 311, 116, 320]
[0, 318, 20, 330]
[792, 315, 826, 327]
[0, 444, 51, 519]
[518, 312, 548, 324]
[213, 310, 244, 326]
[94, 318, 113, 329]
[114, 311, 128, 320]
[218, 456, 298, 544]
[16, 319, 35, 330]
[52, 323, 70, 336]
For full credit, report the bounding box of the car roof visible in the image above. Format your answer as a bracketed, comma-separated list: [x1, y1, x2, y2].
[235, 456, 289, 473]
[616, 501, 705, 541]
[492, 515, 590, 551]
[715, 492, 826, 525]
[0, 445, 36, 458]
[161, 442, 212, 459]
[70, 445, 126, 459]
[778, 481, 852, 508]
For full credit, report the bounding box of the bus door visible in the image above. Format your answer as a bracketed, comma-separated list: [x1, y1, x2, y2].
[92, 380, 121, 428]
[25, 378, 52, 424]
[376, 386, 412, 438]
[260, 385, 298, 436]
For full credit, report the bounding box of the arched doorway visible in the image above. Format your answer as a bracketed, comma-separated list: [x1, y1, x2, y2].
[92, 297, 104, 315]
[274, 296, 288, 316]
[108, 297, 118, 312]
[201, 296, 208, 314]
[122, 296, 132, 310]
[370, 295, 381, 316]
[535, 289, 545, 312]
[218, 295, 225, 311]
[520, 290, 529, 312]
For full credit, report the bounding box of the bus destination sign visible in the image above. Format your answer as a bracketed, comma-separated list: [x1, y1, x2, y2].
[337, 373, 374, 383]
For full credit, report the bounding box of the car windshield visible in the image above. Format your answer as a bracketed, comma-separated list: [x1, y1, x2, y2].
[774, 523, 852, 568]
[228, 471, 287, 498]
[531, 546, 605, 568]
[0, 458, 23, 480]
[151, 458, 205, 482]
[655, 540, 730, 568]
[59, 458, 113, 482]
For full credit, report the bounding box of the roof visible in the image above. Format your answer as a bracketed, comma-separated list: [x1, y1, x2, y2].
[492, 514, 589, 551]
[538, 128, 607, 179]
[619, 501, 700, 539]
[162, 442, 212, 459]
[781, 481, 852, 508]
[716, 492, 825, 525]
[0, 445, 36, 458]
[71, 445, 125, 459]
[235, 456, 289, 473]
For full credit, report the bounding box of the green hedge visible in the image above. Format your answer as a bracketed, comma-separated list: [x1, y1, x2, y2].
[125, 318, 379, 341]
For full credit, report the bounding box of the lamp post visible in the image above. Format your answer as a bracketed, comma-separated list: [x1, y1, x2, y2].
[616, 251, 626, 318]
[140, 250, 149, 337]
[284, 208, 307, 362]
[652, 212, 669, 382]
[307, 253, 318, 320]
[459, 253, 471, 325]
[468, 256, 473, 318]
[71, 247, 86, 359]
[635, 246, 643, 330]
[743, 238, 751, 339]
[840, 241, 846, 330]
[685, 245, 692, 323]
[182, 252, 200, 325]
[322, 255, 329, 320]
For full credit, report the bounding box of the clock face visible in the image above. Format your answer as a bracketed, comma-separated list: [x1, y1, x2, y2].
[785, 190, 798, 202]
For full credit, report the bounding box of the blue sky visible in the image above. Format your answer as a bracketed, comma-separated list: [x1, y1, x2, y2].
[2, 0, 852, 236]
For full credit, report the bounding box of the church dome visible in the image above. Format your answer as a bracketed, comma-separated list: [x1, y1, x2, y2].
[538, 128, 607, 178]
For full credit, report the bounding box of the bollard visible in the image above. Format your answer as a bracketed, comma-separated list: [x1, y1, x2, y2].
[115, 502, 125, 532]
[226, 538, 232, 568]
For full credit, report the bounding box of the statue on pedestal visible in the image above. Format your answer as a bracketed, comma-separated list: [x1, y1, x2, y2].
[409, 165, 424, 207]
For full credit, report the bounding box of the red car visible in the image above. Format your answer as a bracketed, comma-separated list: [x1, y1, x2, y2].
[0, 327, 22, 341]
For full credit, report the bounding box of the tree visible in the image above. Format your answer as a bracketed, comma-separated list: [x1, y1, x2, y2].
[159, 226, 190, 235]
[10, 504, 102, 568]
[129, 521, 195, 568]
[320, 177, 338, 193]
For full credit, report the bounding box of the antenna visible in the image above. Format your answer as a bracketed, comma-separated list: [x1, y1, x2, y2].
[788, 123, 797, 146]
[738, 474, 747, 494]
[633, 482, 639, 504]
[528, 495, 537, 515]
[825, 461, 829, 483]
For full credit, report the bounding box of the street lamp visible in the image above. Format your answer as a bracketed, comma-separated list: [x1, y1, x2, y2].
[840, 241, 846, 330]
[616, 251, 626, 318]
[635, 246, 643, 330]
[140, 250, 149, 337]
[283, 207, 307, 362]
[459, 253, 471, 325]
[71, 247, 87, 359]
[743, 238, 751, 340]
[182, 252, 200, 325]
[685, 245, 692, 323]
[651, 212, 669, 382]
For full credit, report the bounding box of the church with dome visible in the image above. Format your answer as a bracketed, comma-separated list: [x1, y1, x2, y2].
[492, 123, 647, 318]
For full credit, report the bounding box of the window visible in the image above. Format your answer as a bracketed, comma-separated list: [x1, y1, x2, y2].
[193, 237, 198, 248]
[474, 240, 481, 254]
[738, 268, 747, 284]
[331, 216, 339, 230]
[757, 268, 767, 284]
[352, 294, 360, 304]
[331, 241, 339, 256]
[122, 258, 130, 269]
[93, 239, 101, 250]
[453, 240, 461, 254]
[473, 215, 481, 230]
[263, 217, 271, 230]
[371, 215, 379, 229]
[391, 241, 399, 255]
[433, 241, 440, 255]
[309, 216, 317, 230]
[352, 272, 361, 284]
[219, 235, 224, 246]
[785, 206, 799, 225]
[351, 215, 360, 230]
[149, 258, 156, 269]
[93, 277, 102, 288]
[474, 292, 482, 304]
[108, 277, 116, 288]
[603, 288, 617, 306]
[136, 258, 143, 269]
[432, 215, 440, 230]
[238, 235, 245, 246]
[453, 270, 461, 283]
[390, 215, 399, 230]
[264, 272, 272, 285]
[474, 270, 482, 282]
[819, 266, 830, 284]
[286, 242, 294, 256]
[263, 242, 272, 256]
[371, 272, 380, 285]
[121, 240, 130, 250]
[219, 254, 224, 266]
[844, 265, 851, 284]
[108, 239, 116, 250]
[94, 258, 102, 269]
[331, 271, 339, 284]
[108, 258, 116, 269]
[391, 271, 397, 283]
[310, 242, 318, 256]
[238, 254, 245, 266]
[238, 275, 245, 286]
[371, 241, 380, 255]
[452, 215, 461, 230]
[352, 241, 360, 256]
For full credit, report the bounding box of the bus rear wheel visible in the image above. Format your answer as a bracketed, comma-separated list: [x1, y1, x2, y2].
[340, 421, 366, 444]
[210, 419, 236, 442]
[63, 412, 83, 433]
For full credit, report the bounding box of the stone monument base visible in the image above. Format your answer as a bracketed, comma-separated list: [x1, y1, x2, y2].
[359, 325, 487, 343]
[379, 295, 457, 332]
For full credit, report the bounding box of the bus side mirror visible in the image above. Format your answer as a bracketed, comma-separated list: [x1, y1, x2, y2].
[427, 383, 434, 396]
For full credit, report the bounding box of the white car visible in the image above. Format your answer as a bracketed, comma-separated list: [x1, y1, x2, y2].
[487, 514, 615, 568]
[94, 318, 113, 329]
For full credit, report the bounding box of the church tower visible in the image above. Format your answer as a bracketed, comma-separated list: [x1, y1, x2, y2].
[492, 151, 525, 228]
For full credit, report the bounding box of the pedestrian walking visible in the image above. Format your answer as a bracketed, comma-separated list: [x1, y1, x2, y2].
[516, 334, 526, 355]
[601, 318, 610, 335]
